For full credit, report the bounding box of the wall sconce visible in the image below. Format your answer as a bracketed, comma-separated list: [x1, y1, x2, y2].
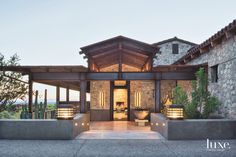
[57, 104, 74, 120]
[134, 91, 141, 108]
[99, 91, 105, 108]
[167, 104, 184, 120]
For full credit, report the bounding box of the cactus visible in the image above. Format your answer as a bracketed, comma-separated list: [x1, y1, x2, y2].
[43, 89, 47, 116]
[39, 102, 44, 119]
[33, 89, 48, 119]
[20, 105, 26, 119]
[20, 104, 31, 119]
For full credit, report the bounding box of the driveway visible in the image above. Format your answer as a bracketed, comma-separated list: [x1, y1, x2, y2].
[0, 139, 235, 157]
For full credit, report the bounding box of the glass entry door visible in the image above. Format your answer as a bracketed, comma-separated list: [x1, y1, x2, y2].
[113, 89, 128, 121]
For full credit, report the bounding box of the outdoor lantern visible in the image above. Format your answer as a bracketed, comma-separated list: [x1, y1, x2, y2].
[57, 104, 74, 120]
[99, 91, 105, 108]
[166, 104, 184, 120]
[134, 91, 141, 108]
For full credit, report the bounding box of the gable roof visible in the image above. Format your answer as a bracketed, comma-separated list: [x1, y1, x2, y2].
[80, 36, 159, 70]
[152, 37, 197, 46]
[174, 19, 236, 65]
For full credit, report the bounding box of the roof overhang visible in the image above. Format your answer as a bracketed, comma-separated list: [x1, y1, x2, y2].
[80, 36, 159, 70]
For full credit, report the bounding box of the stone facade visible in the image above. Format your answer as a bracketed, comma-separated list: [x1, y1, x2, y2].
[89, 34, 236, 120]
[90, 81, 110, 110]
[153, 40, 193, 66]
[160, 80, 176, 104]
[130, 81, 155, 110]
[187, 36, 236, 119]
[177, 80, 193, 101]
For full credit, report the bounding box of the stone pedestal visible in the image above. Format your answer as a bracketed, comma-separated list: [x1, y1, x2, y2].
[135, 119, 149, 126]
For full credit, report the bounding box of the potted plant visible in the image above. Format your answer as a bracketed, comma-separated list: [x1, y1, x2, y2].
[133, 105, 150, 120]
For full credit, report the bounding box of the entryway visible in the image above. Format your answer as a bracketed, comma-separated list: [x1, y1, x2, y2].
[76, 121, 164, 139]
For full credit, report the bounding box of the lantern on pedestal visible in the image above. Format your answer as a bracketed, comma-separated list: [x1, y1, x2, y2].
[57, 104, 74, 120]
[166, 104, 184, 120]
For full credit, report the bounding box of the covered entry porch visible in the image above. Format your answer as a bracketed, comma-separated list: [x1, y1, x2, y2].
[2, 64, 204, 120]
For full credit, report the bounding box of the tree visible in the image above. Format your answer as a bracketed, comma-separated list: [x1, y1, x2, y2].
[0, 53, 28, 112]
[184, 68, 220, 119]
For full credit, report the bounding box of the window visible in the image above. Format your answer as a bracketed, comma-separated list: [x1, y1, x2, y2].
[172, 44, 179, 54]
[211, 65, 218, 83]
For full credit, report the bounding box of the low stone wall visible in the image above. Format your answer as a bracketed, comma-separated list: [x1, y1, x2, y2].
[0, 113, 90, 140]
[151, 113, 236, 140]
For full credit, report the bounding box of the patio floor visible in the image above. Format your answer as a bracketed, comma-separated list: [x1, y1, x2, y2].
[77, 121, 164, 139]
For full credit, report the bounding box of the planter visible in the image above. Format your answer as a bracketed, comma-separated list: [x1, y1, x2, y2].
[151, 113, 236, 140]
[134, 109, 149, 120]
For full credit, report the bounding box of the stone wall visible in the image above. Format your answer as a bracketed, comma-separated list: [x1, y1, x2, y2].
[90, 81, 110, 110]
[130, 81, 155, 110]
[160, 80, 193, 105]
[153, 41, 193, 66]
[160, 80, 176, 104]
[177, 80, 193, 101]
[187, 36, 236, 119]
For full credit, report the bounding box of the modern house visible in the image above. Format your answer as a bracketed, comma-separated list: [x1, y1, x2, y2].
[2, 19, 236, 121]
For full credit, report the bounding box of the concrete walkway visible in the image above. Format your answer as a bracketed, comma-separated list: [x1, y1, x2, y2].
[0, 139, 235, 157]
[78, 121, 164, 139]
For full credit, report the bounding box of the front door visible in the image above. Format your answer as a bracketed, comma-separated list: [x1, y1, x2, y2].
[110, 81, 130, 121]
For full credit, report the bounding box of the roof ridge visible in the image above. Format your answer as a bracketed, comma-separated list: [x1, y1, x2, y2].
[152, 37, 197, 46]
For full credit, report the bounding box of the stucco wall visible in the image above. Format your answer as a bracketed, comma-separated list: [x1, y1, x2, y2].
[154, 41, 193, 66]
[187, 36, 236, 118]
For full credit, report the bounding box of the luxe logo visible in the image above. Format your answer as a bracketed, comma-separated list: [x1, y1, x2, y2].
[206, 139, 231, 151]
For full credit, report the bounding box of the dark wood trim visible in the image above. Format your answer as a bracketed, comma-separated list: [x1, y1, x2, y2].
[66, 88, 69, 103]
[32, 72, 196, 81]
[127, 81, 131, 121]
[28, 74, 33, 113]
[80, 80, 87, 113]
[155, 80, 161, 113]
[110, 81, 114, 121]
[56, 86, 60, 105]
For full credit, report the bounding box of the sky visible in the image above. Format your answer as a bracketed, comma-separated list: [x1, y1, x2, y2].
[0, 0, 235, 101]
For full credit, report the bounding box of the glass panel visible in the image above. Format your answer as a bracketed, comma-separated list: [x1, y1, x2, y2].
[113, 89, 128, 121]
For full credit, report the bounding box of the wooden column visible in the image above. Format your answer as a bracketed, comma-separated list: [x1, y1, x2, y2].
[127, 81, 131, 121]
[28, 75, 33, 113]
[56, 86, 60, 105]
[155, 80, 161, 113]
[80, 80, 87, 113]
[110, 81, 114, 121]
[66, 88, 70, 103]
